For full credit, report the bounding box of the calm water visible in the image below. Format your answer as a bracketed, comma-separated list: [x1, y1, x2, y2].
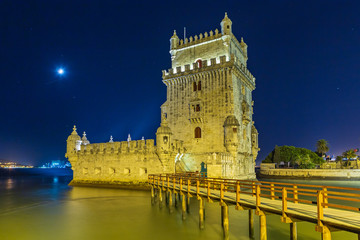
[0, 169, 358, 240]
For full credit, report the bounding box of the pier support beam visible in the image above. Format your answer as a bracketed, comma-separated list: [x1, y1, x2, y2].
[174, 192, 178, 207]
[186, 195, 191, 213]
[259, 212, 267, 240]
[168, 190, 173, 213]
[198, 197, 205, 229]
[165, 190, 168, 206]
[290, 222, 297, 240]
[321, 226, 331, 240]
[249, 209, 254, 239]
[158, 188, 163, 209]
[151, 186, 155, 205]
[221, 204, 229, 239]
[181, 194, 186, 220]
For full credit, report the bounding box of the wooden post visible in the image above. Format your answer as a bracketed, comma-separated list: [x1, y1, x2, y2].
[259, 212, 267, 240]
[199, 197, 205, 229]
[252, 182, 256, 196]
[282, 188, 287, 218]
[220, 183, 224, 202]
[270, 184, 275, 200]
[236, 181, 240, 203]
[290, 222, 297, 240]
[181, 193, 186, 220]
[165, 189, 169, 205]
[174, 192, 178, 207]
[168, 190, 173, 213]
[151, 186, 155, 205]
[256, 185, 261, 209]
[187, 179, 190, 194]
[293, 185, 298, 204]
[321, 226, 331, 240]
[317, 190, 324, 227]
[221, 204, 229, 239]
[316, 190, 331, 239]
[180, 178, 183, 192]
[323, 187, 328, 208]
[159, 188, 163, 209]
[207, 180, 210, 199]
[186, 194, 191, 213]
[249, 209, 254, 239]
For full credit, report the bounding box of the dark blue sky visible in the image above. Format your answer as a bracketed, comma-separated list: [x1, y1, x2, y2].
[0, 1, 359, 166]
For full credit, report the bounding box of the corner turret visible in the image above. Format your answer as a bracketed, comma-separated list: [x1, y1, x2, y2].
[156, 114, 172, 153]
[224, 115, 240, 153]
[66, 125, 81, 158]
[251, 122, 260, 159]
[170, 30, 179, 50]
[82, 131, 90, 145]
[221, 12, 232, 35]
[240, 37, 248, 58]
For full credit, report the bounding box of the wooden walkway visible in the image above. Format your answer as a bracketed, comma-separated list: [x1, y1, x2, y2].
[149, 173, 360, 240]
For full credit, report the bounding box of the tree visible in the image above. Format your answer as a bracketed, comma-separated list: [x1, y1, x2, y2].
[316, 139, 329, 157]
[262, 145, 324, 168]
[335, 156, 343, 169]
[342, 149, 357, 167]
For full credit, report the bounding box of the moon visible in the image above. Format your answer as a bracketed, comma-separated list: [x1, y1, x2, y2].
[57, 68, 65, 75]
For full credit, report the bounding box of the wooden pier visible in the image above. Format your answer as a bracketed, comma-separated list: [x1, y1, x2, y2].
[148, 173, 360, 240]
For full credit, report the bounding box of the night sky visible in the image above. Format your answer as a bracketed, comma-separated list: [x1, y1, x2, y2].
[1, 1, 359, 166]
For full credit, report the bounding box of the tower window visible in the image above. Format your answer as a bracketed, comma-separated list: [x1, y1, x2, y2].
[195, 127, 202, 138]
[195, 104, 200, 112]
[233, 128, 237, 133]
[198, 81, 202, 90]
[196, 59, 202, 68]
[227, 25, 229, 29]
[193, 82, 197, 91]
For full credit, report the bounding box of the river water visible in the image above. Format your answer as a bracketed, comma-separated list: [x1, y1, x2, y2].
[0, 169, 358, 240]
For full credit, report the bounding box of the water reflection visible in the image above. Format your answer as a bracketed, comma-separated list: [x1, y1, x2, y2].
[6, 178, 14, 190]
[0, 170, 358, 240]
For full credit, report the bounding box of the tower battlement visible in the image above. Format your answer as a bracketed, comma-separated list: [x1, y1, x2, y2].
[78, 139, 156, 155]
[162, 54, 255, 85]
[173, 28, 224, 50]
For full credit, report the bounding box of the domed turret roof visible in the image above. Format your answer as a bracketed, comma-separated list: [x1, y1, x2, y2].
[224, 115, 240, 126]
[82, 131, 90, 145]
[156, 114, 172, 135]
[67, 125, 81, 141]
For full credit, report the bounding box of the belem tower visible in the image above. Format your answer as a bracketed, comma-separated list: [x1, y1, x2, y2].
[66, 13, 260, 186]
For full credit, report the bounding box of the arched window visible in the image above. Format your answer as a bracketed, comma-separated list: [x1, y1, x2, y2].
[195, 127, 201, 138]
[196, 59, 202, 68]
[195, 104, 200, 112]
[198, 81, 202, 90]
[193, 82, 197, 91]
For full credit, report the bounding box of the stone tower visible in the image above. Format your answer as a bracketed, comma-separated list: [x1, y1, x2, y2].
[161, 13, 259, 179]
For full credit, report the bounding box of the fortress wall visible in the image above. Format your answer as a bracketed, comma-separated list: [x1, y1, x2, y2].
[70, 139, 165, 183]
[259, 169, 360, 180]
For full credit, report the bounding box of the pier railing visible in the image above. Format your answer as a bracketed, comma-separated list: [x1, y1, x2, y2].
[148, 173, 360, 240]
[148, 173, 360, 212]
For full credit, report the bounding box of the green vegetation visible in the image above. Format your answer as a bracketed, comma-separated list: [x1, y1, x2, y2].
[263, 145, 324, 169]
[316, 139, 329, 157]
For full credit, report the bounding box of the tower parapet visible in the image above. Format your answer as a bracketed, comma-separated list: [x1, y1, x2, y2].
[162, 54, 255, 90]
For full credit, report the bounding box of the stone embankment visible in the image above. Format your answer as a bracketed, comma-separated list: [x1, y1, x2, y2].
[258, 169, 360, 180]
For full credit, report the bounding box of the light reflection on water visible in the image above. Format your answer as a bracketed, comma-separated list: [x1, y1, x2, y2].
[0, 169, 358, 240]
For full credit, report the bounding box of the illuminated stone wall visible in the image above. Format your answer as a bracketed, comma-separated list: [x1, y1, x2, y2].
[162, 13, 259, 179]
[65, 123, 184, 184]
